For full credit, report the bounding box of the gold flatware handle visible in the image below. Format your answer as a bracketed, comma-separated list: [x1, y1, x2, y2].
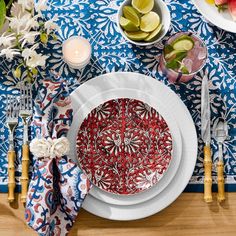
[8, 150, 16, 203]
[21, 144, 30, 204]
[203, 145, 213, 203]
[217, 160, 225, 202]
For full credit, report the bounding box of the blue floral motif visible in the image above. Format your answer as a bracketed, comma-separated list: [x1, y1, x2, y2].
[0, 0, 235, 193]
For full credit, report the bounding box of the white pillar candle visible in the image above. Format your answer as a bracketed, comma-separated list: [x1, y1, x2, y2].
[62, 36, 92, 69]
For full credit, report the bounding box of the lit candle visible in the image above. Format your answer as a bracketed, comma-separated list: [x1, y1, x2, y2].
[62, 36, 92, 69]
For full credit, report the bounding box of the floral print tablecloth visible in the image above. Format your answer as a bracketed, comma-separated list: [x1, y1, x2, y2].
[0, 0, 235, 192]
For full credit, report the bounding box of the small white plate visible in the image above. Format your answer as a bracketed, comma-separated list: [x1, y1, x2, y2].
[68, 72, 197, 220]
[192, 0, 236, 33]
[69, 88, 182, 206]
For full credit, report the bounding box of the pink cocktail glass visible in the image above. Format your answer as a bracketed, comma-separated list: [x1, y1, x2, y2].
[160, 32, 208, 83]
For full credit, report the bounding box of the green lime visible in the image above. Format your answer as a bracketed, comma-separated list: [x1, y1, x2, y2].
[165, 50, 187, 61]
[132, 0, 154, 14]
[120, 16, 139, 31]
[123, 6, 140, 27]
[144, 24, 163, 42]
[172, 35, 194, 51]
[124, 31, 149, 41]
[140, 11, 160, 32]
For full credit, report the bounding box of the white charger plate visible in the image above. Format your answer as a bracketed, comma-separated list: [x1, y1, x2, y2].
[192, 0, 236, 33]
[68, 72, 197, 220]
[68, 88, 182, 206]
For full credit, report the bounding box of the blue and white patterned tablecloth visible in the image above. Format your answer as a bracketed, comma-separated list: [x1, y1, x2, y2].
[0, 0, 235, 192]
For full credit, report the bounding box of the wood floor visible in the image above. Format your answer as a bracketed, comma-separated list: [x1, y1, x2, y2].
[0, 193, 236, 236]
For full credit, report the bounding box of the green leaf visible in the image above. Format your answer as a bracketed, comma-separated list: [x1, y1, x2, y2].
[181, 66, 189, 74]
[166, 60, 180, 71]
[175, 51, 187, 61]
[164, 44, 174, 56]
[0, 0, 6, 31]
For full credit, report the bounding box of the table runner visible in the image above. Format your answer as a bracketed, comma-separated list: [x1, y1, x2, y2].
[0, 0, 235, 193]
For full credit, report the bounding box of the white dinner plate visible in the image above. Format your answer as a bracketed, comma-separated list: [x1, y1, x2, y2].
[68, 87, 182, 206]
[68, 72, 198, 220]
[192, 0, 236, 33]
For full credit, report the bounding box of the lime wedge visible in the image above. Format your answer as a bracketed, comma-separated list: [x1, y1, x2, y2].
[172, 35, 194, 51]
[132, 0, 154, 14]
[120, 16, 139, 31]
[165, 50, 187, 61]
[140, 11, 160, 32]
[144, 24, 163, 42]
[123, 6, 140, 27]
[124, 31, 149, 41]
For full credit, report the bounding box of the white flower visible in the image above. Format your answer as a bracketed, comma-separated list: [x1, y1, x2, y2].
[22, 44, 48, 67]
[7, 12, 32, 34]
[18, 0, 34, 11]
[10, 3, 23, 17]
[30, 137, 70, 159]
[22, 44, 39, 60]
[25, 16, 40, 30]
[35, 0, 48, 12]
[44, 16, 59, 34]
[0, 33, 15, 47]
[30, 138, 51, 158]
[20, 32, 40, 47]
[26, 52, 48, 68]
[50, 137, 70, 158]
[0, 48, 20, 60]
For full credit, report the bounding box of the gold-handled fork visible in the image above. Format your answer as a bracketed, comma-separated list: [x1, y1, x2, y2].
[19, 83, 33, 204]
[6, 94, 19, 203]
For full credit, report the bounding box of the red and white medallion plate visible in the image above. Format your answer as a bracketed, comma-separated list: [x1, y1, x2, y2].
[76, 98, 173, 195]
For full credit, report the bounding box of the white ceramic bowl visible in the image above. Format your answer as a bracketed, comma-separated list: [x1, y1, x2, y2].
[117, 0, 171, 46]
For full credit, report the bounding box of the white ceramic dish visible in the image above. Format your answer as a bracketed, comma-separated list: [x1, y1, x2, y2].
[68, 87, 182, 206]
[117, 0, 171, 46]
[68, 72, 198, 220]
[192, 0, 236, 33]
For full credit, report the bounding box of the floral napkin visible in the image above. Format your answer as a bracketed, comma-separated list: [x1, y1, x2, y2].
[25, 77, 90, 235]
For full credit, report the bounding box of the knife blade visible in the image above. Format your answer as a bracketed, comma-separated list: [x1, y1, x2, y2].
[201, 75, 212, 203]
[201, 75, 211, 145]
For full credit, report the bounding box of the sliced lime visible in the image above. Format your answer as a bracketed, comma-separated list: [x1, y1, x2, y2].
[120, 16, 139, 32]
[124, 31, 149, 41]
[140, 11, 160, 32]
[123, 6, 140, 27]
[172, 35, 194, 51]
[144, 24, 163, 42]
[132, 0, 154, 14]
[165, 50, 186, 61]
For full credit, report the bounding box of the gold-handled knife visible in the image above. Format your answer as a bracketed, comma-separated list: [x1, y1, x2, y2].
[201, 75, 212, 203]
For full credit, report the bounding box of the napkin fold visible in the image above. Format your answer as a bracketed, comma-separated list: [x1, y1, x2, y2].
[25, 78, 90, 236]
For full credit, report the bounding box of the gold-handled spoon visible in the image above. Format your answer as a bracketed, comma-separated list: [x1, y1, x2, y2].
[213, 119, 228, 203]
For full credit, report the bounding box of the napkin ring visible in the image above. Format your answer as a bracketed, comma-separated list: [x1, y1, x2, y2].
[30, 137, 70, 159]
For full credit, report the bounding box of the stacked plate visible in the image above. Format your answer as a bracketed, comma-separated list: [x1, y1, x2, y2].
[68, 72, 197, 220]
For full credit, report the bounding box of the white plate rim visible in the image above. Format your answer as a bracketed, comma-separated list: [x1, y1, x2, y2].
[192, 0, 236, 33]
[69, 72, 197, 220]
[68, 87, 182, 206]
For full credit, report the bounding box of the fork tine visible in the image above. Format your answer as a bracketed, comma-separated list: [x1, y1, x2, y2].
[26, 85, 29, 110]
[10, 95, 13, 118]
[29, 85, 32, 110]
[20, 83, 22, 110]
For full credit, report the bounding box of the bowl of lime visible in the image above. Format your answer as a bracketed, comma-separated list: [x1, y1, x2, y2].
[117, 0, 171, 46]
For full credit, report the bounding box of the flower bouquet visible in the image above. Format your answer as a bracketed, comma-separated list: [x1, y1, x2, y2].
[0, 0, 58, 83]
